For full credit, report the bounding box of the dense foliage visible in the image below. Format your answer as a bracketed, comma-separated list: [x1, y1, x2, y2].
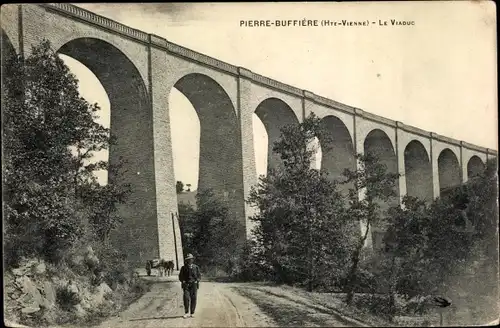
[3, 40, 130, 266]
[247, 113, 354, 291]
[341, 152, 400, 304]
[240, 112, 497, 322]
[379, 158, 498, 320]
[178, 189, 244, 275]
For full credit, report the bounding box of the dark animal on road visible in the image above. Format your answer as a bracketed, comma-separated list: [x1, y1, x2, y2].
[145, 259, 175, 277]
[166, 260, 175, 276]
[158, 259, 175, 277]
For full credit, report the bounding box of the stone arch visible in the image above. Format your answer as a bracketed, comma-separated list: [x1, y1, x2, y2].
[364, 129, 399, 185]
[57, 37, 154, 263]
[319, 115, 355, 193]
[364, 129, 400, 250]
[254, 97, 300, 174]
[404, 140, 433, 202]
[172, 73, 245, 238]
[438, 148, 461, 193]
[467, 155, 485, 179]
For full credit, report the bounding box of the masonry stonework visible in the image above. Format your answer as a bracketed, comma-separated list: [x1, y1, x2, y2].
[150, 37, 184, 269]
[1, 3, 496, 260]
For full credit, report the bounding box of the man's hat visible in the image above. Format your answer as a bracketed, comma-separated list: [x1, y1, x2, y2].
[185, 253, 194, 260]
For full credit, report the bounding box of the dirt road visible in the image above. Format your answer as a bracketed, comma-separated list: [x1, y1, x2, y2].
[97, 274, 275, 328]
[97, 271, 362, 327]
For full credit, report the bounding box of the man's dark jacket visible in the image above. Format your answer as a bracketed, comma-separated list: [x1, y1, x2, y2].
[179, 264, 201, 289]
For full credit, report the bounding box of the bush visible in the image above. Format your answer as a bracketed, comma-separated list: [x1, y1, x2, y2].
[338, 267, 377, 294]
[352, 293, 396, 320]
[56, 285, 81, 311]
[91, 243, 129, 288]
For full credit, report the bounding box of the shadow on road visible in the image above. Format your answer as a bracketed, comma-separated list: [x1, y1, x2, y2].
[127, 315, 185, 321]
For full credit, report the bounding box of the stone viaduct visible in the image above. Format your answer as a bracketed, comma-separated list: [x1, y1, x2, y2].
[2, 3, 497, 267]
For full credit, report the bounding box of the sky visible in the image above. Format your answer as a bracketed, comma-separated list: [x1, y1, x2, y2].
[62, 1, 497, 188]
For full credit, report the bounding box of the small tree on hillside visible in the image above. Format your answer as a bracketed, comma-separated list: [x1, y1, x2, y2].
[79, 162, 132, 244]
[248, 113, 351, 291]
[177, 201, 195, 255]
[341, 152, 400, 304]
[381, 196, 430, 319]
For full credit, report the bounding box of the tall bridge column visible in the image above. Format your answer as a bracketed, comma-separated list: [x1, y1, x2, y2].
[396, 122, 407, 207]
[238, 68, 259, 239]
[460, 142, 469, 183]
[149, 35, 184, 269]
[430, 133, 440, 199]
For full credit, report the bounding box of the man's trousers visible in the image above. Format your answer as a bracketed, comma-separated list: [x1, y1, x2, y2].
[182, 283, 198, 314]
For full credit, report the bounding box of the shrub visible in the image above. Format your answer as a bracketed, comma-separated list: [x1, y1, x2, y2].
[352, 293, 395, 320]
[56, 285, 81, 311]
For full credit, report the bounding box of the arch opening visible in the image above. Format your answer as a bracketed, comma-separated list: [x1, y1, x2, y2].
[254, 98, 300, 175]
[310, 136, 322, 171]
[364, 129, 399, 250]
[252, 114, 269, 177]
[318, 115, 355, 194]
[404, 140, 433, 202]
[58, 54, 110, 185]
[58, 37, 153, 264]
[169, 88, 200, 197]
[467, 155, 485, 180]
[171, 73, 246, 242]
[438, 148, 461, 195]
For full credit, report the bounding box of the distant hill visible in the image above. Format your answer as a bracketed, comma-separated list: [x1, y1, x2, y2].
[177, 190, 197, 209]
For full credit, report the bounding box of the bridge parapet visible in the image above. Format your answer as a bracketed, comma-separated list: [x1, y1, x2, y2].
[164, 41, 238, 75]
[397, 122, 432, 138]
[149, 34, 168, 47]
[44, 3, 149, 42]
[362, 110, 397, 127]
[237, 67, 253, 79]
[42, 3, 239, 76]
[237, 69, 303, 96]
[431, 132, 461, 147]
[460, 140, 494, 155]
[303, 90, 356, 115]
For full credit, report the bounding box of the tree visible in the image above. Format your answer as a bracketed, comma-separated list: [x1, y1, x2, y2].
[380, 158, 498, 322]
[247, 113, 351, 291]
[176, 181, 184, 194]
[3, 40, 129, 265]
[381, 196, 430, 319]
[179, 188, 243, 275]
[341, 152, 400, 304]
[79, 162, 132, 243]
[177, 201, 195, 254]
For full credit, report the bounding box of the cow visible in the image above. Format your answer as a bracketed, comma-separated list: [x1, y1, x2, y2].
[158, 259, 175, 277]
[165, 260, 175, 276]
[145, 259, 175, 277]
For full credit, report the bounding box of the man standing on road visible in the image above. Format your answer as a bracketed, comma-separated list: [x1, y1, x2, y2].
[179, 253, 201, 318]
